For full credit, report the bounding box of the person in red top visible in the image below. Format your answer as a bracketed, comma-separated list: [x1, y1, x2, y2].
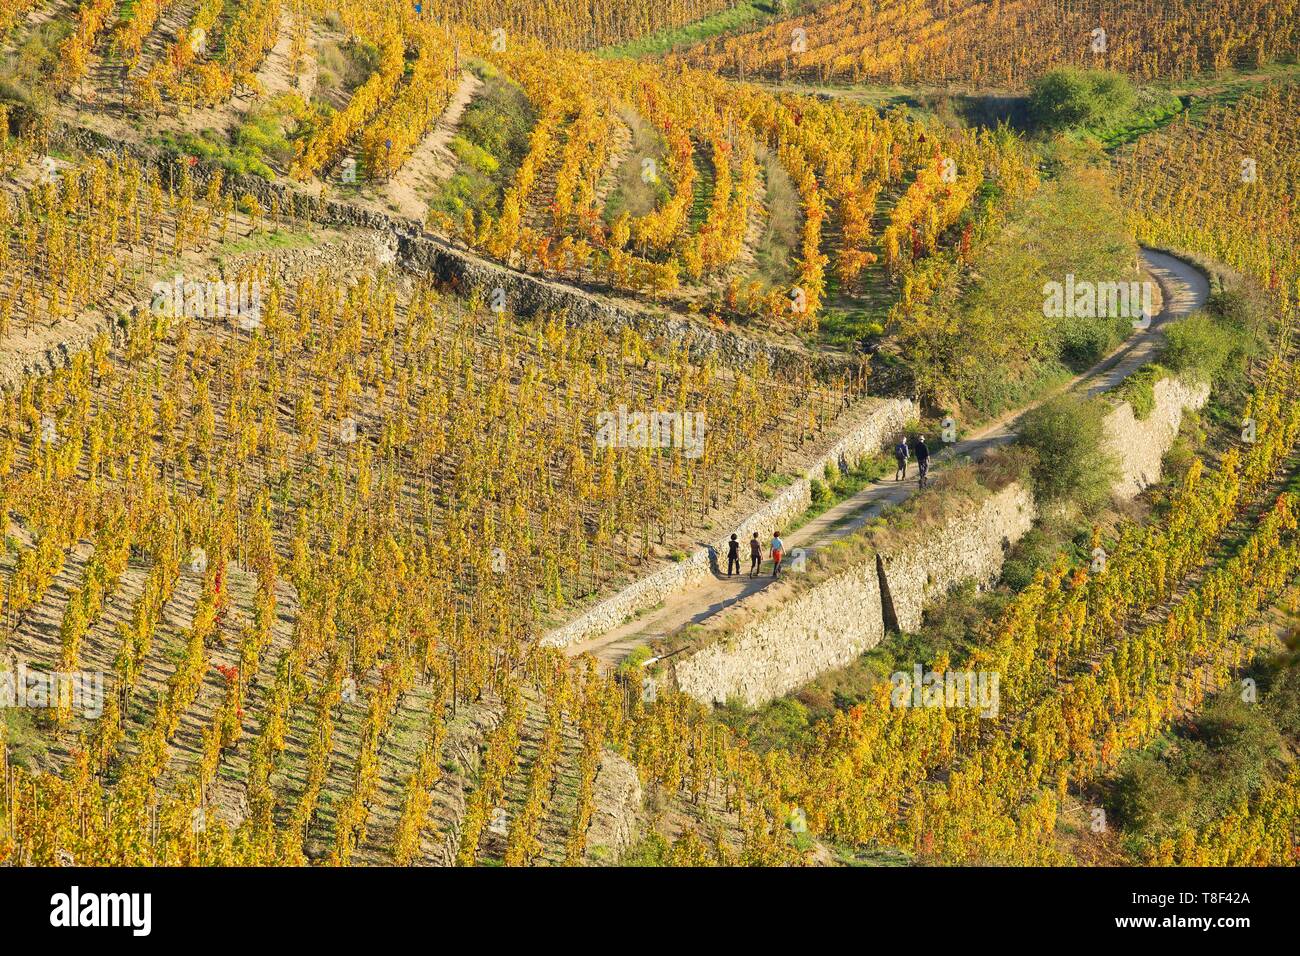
[748, 533, 762, 578]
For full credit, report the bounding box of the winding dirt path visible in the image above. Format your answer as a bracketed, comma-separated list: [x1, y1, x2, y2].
[254, 8, 318, 101]
[379, 71, 483, 223]
[563, 248, 1211, 667]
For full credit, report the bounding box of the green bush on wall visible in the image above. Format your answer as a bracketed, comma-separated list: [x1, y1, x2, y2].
[1028, 68, 1137, 131]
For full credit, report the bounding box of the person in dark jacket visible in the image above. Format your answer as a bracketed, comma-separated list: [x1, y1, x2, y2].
[915, 435, 931, 488]
[726, 534, 741, 576]
[894, 438, 909, 481]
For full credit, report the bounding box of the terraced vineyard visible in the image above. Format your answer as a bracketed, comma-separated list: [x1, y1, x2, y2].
[0, 0, 1297, 896]
[402, 43, 1035, 331]
[0, 150, 864, 863]
[1120, 80, 1300, 329]
[679, 0, 1300, 87]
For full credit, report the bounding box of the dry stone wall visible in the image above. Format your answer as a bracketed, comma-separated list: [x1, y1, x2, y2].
[539, 396, 915, 649]
[429, 703, 503, 866]
[54, 122, 859, 381]
[878, 482, 1037, 634]
[1104, 377, 1210, 499]
[395, 233, 848, 378]
[0, 312, 121, 391]
[673, 482, 1032, 706]
[671, 377, 1204, 709]
[672, 559, 885, 706]
[583, 751, 644, 865]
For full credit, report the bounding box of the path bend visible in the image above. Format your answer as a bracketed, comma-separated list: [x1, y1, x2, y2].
[563, 248, 1211, 668]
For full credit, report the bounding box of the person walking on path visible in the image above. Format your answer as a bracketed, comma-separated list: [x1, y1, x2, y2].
[748, 532, 762, 578]
[771, 532, 785, 577]
[894, 437, 909, 482]
[915, 435, 931, 489]
[726, 534, 741, 577]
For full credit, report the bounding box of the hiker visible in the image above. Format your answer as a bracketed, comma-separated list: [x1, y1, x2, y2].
[726, 533, 741, 577]
[771, 532, 785, 577]
[749, 532, 762, 578]
[894, 436, 909, 481]
[915, 435, 931, 489]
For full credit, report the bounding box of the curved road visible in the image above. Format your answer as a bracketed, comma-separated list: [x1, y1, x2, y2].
[564, 249, 1211, 667]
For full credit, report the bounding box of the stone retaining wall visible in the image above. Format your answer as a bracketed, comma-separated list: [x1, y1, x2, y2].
[539, 396, 915, 649]
[1104, 376, 1210, 499]
[672, 481, 1033, 706]
[53, 122, 860, 380]
[672, 558, 885, 707]
[670, 377, 1205, 708]
[583, 751, 644, 865]
[0, 311, 120, 391]
[429, 703, 503, 866]
[878, 482, 1037, 634]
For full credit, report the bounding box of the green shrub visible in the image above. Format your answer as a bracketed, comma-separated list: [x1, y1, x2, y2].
[1000, 527, 1058, 591]
[1162, 314, 1237, 382]
[1207, 288, 1265, 330]
[1115, 363, 1165, 420]
[431, 72, 535, 218]
[1111, 692, 1285, 846]
[1161, 293, 1261, 396]
[1028, 68, 1136, 131]
[458, 75, 534, 162]
[1017, 393, 1119, 511]
[1059, 317, 1124, 368]
[235, 109, 295, 167]
[615, 645, 654, 677]
[1161, 434, 1197, 484]
[450, 135, 498, 174]
[159, 119, 286, 182]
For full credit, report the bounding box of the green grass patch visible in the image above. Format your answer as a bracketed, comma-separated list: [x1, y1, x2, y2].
[791, 454, 891, 530]
[429, 64, 536, 220]
[215, 228, 320, 257]
[1111, 363, 1166, 420]
[598, 1, 780, 60]
[603, 107, 670, 224]
[1083, 86, 1186, 150]
[154, 94, 316, 182]
[687, 146, 716, 230]
[751, 144, 801, 290]
[155, 129, 276, 180]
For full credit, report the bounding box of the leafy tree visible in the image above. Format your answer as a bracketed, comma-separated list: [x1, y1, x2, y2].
[1017, 393, 1118, 510]
[1028, 68, 1136, 131]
